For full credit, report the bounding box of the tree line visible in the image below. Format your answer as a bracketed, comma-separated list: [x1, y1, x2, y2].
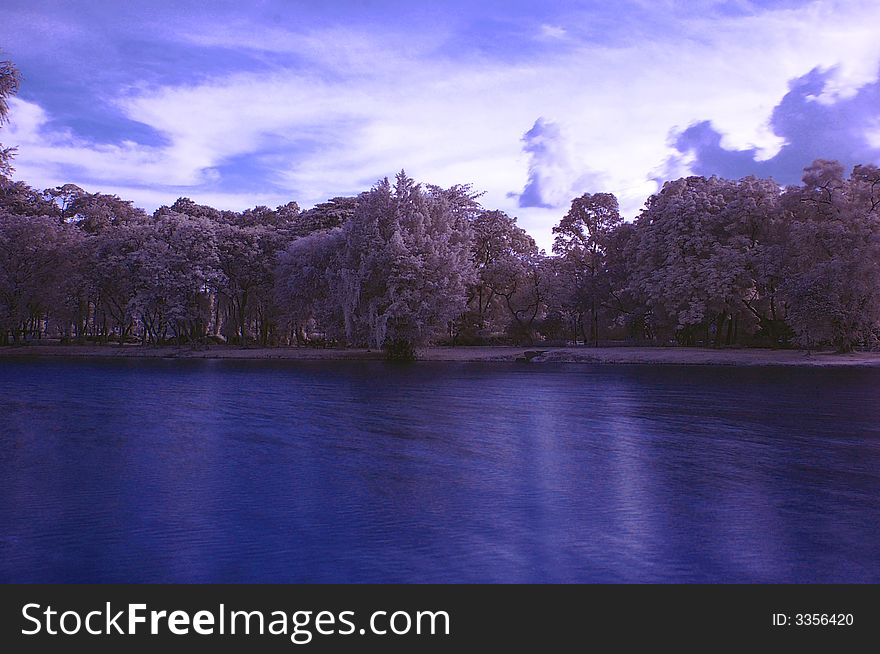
[2, 163, 879, 356]
[2, 62, 879, 356]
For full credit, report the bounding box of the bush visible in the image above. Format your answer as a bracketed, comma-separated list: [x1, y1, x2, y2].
[384, 337, 416, 361]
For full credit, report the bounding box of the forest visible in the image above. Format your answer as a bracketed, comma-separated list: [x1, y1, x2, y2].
[2, 62, 880, 358]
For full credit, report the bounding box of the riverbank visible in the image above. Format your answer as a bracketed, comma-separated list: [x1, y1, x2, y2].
[2, 344, 880, 366]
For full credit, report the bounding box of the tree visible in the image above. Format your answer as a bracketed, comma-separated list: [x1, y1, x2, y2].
[43, 184, 86, 222]
[462, 210, 539, 342]
[630, 175, 791, 347]
[781, 160, 880, 351]
[552, 192, 622, 345]
[724, 176, 790, 345]
[275, 228, 346, 345]
[70, 191, 148, 232]
[128, 213, 220, 344]
[465, 210, 548, 344]
[0, 59, 22, 180]
[291, 197, 357, 237]
[157, 197, 226, 222]
[1, 181, 59, 217]
[42, 226, 91, 343]
[235, 202, 301, 228]
[213, 223, 289, 345]
[0, 213, 74, 344]
[850, 164, 880, 216]
[336, 172, 477, 358]
[88, 224, 148, 343]
[483, 249, 548, 345]
[597, 221, 646, 341]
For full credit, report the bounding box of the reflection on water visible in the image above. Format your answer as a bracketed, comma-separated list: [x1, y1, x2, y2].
[1, 358, 878, 582]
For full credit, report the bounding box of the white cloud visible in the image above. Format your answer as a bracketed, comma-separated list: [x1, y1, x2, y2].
[539, 24, 567, 40]
[516, 118, 608, 209]
[178, 24, 450, 75]
[5, 99, 183, 186]
[4, 98, 293, 210]
[865, 118, 880, 149]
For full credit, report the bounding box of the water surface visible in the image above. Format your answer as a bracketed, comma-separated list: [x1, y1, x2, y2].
[1, 358, 878, 582]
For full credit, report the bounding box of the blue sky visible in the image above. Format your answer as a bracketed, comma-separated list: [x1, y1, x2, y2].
[2, 0, 880, 247]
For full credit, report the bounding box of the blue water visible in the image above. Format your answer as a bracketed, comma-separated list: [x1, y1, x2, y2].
[1, 358, 878, 583]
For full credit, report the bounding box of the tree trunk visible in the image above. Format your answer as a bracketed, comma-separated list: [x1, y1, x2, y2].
[590, 300, 598, 347]
[713, 312, 725, 348]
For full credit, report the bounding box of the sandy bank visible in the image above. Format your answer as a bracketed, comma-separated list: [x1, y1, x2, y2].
[2, 344, 879, 366]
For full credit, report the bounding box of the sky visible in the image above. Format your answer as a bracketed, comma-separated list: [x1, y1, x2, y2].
[2, 0, 880, 249]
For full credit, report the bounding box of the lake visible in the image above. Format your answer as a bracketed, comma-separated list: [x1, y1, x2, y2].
[1, 358, 878, 583]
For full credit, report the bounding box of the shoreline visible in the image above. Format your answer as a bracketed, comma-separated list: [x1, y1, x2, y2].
[2, 344, 880, 366]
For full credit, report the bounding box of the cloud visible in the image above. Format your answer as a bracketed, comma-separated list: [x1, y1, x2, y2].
[178, 24, 447, 75]
[4, 0, 880, 249]
[514, 118, 603, 209]
[4, 97, 295, 211]
[539, 24, 567, 40]
[666, 66, 880, 184]
[5, 98, 179, 185]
